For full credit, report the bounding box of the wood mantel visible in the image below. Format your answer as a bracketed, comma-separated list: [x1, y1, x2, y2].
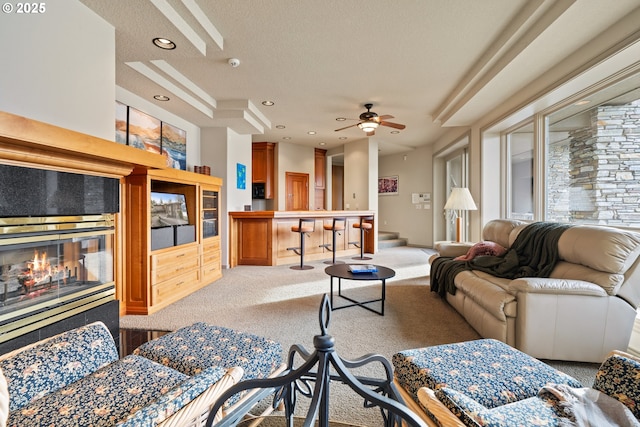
[0, 111, 167, 176]
[228, 210, 376, 267]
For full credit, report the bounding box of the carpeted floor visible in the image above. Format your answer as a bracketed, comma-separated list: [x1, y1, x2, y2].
[120, 246, 600, 425]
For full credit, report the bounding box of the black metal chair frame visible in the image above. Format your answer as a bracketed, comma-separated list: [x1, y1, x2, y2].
[286, 218, 316, 270]
[320, 217, 346, 265]
[207, 295, 427, 427]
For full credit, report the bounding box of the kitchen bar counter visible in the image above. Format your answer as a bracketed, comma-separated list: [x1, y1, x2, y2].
[228, 210, 375, 267]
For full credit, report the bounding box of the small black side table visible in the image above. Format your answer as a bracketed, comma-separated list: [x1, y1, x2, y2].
[325, 264, 395, 316]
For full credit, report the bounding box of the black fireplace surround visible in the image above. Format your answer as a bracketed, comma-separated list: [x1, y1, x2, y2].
[0, 164, 120, 354]
[0, 163, 119, 217]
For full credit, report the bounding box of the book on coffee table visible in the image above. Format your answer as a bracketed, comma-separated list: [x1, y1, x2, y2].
[348, 264, 378, 273]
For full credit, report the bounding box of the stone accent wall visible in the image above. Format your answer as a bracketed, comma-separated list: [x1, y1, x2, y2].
[548, 102, 640, 226]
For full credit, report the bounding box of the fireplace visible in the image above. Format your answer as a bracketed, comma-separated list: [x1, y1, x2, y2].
[0, 215, 115, 344]
[0, 163, 120, 351]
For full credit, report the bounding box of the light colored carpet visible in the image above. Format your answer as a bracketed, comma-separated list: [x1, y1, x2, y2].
[120, 246, 600, 425]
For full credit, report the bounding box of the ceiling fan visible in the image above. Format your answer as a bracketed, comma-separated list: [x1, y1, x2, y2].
[335, 103, 406, 136]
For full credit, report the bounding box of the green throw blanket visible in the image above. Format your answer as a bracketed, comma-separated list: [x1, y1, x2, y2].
[430, 222, 572, 297]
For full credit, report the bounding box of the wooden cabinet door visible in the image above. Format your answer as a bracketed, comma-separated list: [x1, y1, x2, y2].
[285, 172, 309, 211]
[252, 145, 267, 182]
[314, 148, 326, 188]
[252, 142, 274, 198]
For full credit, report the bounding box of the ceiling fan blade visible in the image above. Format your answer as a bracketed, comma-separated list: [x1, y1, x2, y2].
[335, 122, 361, 132]
[378, 114, 394, 120]
[380, 120, 406, 130]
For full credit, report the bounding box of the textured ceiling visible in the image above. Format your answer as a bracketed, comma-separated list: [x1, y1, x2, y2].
[80, 0, 640, 155]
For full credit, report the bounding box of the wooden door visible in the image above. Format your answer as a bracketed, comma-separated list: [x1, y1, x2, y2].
[332, 164, 344, 210]
[285, 172, 309, 211]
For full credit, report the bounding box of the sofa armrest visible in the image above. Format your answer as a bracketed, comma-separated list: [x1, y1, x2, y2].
[509, 277, 608, 297]
[592, 350, 640, 420]
[433, 241, 474, 258]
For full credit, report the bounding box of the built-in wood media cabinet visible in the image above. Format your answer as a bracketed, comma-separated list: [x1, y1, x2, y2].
[125, 168, 222, 315]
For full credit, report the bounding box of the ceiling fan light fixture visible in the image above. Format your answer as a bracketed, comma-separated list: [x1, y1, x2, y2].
[358, 121, 379, 133]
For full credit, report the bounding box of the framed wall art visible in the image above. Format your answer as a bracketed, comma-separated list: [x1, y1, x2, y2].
[127, 107, 161, 154]
[115, 101, 128, 144]
[161, 122, 187, 170]
[237, 163, 246, 189]
[378, 175, 399, 195]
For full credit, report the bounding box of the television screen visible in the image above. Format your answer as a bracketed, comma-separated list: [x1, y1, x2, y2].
[150, 192, 189, 227]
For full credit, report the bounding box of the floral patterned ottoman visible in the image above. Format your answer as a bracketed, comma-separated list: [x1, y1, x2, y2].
[134, 322, 283, 385]
[0, 321, 242, 427]
[393, 339, 582, 426]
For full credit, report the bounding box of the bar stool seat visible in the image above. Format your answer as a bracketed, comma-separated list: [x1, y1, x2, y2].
[287, 218, 316, 270]
[350, 215, 373, 260]
[320, 217, 346, 264]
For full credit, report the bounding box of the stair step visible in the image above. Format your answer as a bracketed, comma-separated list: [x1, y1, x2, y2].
[378, 231, 400, 241]
[378, 237, 408, 249]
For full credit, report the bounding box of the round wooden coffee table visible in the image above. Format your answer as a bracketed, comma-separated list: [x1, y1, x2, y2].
[324, 263, 395, 316]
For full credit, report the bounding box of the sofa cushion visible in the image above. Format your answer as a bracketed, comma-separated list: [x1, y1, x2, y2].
[0, 322, 119, 412]
[7, 355, 198, 427]
[134, 322, 282, 380]
[455, 271, 517, 318]
[393, 339, 582, 409]
[557, 225, 640, 276]
[550, 261, 624, 295]
[436, 387, 567, 427]
[116, 365, 229, 427]
[481, 219, 524, 249]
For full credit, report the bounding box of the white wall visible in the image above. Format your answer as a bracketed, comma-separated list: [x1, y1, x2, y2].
[275, 142, 315, 210]
[0, 1, 115, 140]
[378, 145, 433, 247]
[201, 127, 252, 268]
[343, 138, 376, 211]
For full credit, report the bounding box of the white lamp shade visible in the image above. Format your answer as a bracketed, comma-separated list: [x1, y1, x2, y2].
[444, 187, 477, 211]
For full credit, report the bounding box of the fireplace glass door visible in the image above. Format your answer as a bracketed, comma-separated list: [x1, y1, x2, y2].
[0, 228, 114, 326]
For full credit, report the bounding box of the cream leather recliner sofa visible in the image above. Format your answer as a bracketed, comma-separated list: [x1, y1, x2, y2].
[432, 219, 640, 363]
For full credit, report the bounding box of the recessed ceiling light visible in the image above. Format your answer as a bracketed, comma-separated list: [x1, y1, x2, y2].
[574, 100, 591, 106]
[336, 117, 347, 121]
[153, 38, 176, 50]
[275, 125, 286, 129]
[390, 130, 399, 134]
[154, 95, 170, 101]
[307, 131, 316, 135]
[338, 137, 347, 140]
[283, 136, 291, 140]
[319, 142, 326, 146]
[262, 101, 275, 106]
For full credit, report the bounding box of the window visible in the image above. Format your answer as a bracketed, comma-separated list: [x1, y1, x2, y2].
[445, 146, 470, 241]
[507, 122, 534, 220]
[544, 72, 640, 226]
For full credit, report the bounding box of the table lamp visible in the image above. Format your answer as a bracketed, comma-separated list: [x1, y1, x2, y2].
[444, 187, 477, 242]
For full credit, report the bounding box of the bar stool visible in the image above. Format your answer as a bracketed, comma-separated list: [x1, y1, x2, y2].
[350, 215, 373, 260]
[287, 218, 316, 270]
[319, 217, 346, 265]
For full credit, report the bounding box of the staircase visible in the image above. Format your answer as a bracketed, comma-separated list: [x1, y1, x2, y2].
[378, 231, 408, 249]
